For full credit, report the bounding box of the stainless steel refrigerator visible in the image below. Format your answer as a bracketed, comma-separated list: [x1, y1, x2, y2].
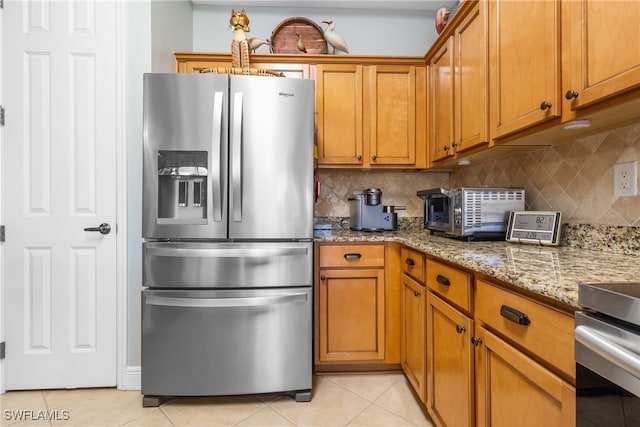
[141, 73, 315, 406]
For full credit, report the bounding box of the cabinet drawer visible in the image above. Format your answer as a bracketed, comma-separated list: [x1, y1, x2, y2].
[401, 247, 426, 283]
[475, 279, 575, 381]
[426, 259, 473, 313]
[319, 244, 385, 268]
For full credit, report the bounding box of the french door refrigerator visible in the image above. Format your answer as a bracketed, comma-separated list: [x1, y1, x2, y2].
[141, 73, 315, 406]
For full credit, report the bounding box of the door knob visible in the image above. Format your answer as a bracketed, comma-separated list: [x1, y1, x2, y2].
[84, 223, 111, 235]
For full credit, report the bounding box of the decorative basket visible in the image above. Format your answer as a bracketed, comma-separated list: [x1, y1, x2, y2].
[271, 17, 327, 54]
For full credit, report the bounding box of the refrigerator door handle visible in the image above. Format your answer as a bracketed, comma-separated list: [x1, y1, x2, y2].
[146, 246, 308, 258]
[145, 293, 308, 308]
[231, 92, 243, 222]
[211, 91, 224, 222]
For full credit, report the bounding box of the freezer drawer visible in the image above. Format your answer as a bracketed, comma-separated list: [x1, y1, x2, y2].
[142, 287, 312, 399]
[143, 241, 312, 288]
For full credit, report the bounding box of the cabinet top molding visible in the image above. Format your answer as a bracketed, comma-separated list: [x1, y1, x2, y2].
[174, 51, 428, 67]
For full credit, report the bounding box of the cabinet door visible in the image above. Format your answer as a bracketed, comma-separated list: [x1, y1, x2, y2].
[430, 37, 455, 162]
[426, 292, 474, 427]
[318, 268, 385, 361]
[489, 0, 561, 139]
[455, 0, 489, 153]
[367, 65, 425, 167]
[563, 0, 640, 112]
[316, 64, 364, 166]
[475, 326, 576, 427]
[401, 274, 426, 402]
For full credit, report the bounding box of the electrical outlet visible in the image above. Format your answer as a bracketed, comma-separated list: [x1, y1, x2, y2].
[614, 161, 638, 197]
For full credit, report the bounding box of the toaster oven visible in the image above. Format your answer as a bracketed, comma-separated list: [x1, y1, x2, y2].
[417, 187, 525, 239]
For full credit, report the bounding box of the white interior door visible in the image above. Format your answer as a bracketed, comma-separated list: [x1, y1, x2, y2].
[3, 0, 117, 389]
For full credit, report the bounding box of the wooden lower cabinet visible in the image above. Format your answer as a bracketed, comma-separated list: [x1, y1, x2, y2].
[401, 273, 426, 401]
[475, 326, 576, 427]
[426, 291, 474, 427]
[317, 268, 385, 362]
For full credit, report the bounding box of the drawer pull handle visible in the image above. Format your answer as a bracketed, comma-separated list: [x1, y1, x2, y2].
[436, 274, 451, 286]
[405, 258, 415, 266]
[343, 253, 362, 260]
[456, 325, 466, 334]
[500, 305, 531, 326]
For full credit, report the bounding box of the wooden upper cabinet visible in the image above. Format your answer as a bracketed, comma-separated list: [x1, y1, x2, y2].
[315, 64, 364, 166]
[489, 0, 561, 140]
[430, 37, 455, 163]
[429, 0, 488, 165]
[455, 1, 488, 153]
[562, 0, 640, 115]
[316, 63, 427, 168]
[367, 65, 426, 167]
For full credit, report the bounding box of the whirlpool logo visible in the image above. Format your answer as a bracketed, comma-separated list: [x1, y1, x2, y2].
[278, 92, 295, 98]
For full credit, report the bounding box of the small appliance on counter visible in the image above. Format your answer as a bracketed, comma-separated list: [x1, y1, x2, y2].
[417, 187, 525, 240]
[349, 188, 405, 231]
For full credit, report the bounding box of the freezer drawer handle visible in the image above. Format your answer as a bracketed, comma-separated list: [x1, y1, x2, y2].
[575, 325, 640, 380]
[146, 246, 308, 258]
[146, 293, 307, 308]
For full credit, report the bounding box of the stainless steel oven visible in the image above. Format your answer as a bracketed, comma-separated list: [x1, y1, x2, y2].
[575, 282, 640, 426]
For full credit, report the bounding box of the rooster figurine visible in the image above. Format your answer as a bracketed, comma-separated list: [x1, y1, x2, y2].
[321, 20, 349, 54]
[435, 7, 450, 35]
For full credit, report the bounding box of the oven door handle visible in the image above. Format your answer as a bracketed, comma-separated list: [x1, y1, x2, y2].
[146, 293, 308, 308]
[575, 325, 640, 379]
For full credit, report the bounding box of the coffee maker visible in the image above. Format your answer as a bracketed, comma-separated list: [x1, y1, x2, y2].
[349, 188, 405, 231]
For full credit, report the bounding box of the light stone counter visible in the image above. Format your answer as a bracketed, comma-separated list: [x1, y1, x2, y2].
[314, 228, 640, 309]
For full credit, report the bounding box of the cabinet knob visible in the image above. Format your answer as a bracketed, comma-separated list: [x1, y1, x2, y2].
[405, 258, 415, 266]
[357, 155, 362, 161]
[456, 325, 466, 334]
[471, 337, 483, 347]
[443, 145, 450, 151]
[320, 275, 326, 281]
[414, 291, 420, 297]
[451, 142, 458, 148]
[540, 101, 552, 110]
[565, 89, 579, 100]
[371, 155, 377, 161]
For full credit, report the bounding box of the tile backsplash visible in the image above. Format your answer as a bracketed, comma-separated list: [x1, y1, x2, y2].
[450, 122, 640, 226]
[314, 170, 449, 218]
[315, 122, 640, 226]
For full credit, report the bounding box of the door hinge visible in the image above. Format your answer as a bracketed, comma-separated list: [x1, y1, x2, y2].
[0, 342, 5, 360]
[0, 225, 4, 242]
[0, 106, 4, 126]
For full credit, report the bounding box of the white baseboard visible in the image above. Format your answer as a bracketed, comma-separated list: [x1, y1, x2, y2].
[122, 365, 141, 390]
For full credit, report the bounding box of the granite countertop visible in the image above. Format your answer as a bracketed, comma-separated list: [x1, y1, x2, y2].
[314, 227, 640, 310]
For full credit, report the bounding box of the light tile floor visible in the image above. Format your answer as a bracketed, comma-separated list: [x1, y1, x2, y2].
[1, 374, 435, 427]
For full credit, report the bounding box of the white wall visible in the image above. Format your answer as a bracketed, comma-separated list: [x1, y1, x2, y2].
[193, 5, 443, 56]
[126, 0, 193, 371]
